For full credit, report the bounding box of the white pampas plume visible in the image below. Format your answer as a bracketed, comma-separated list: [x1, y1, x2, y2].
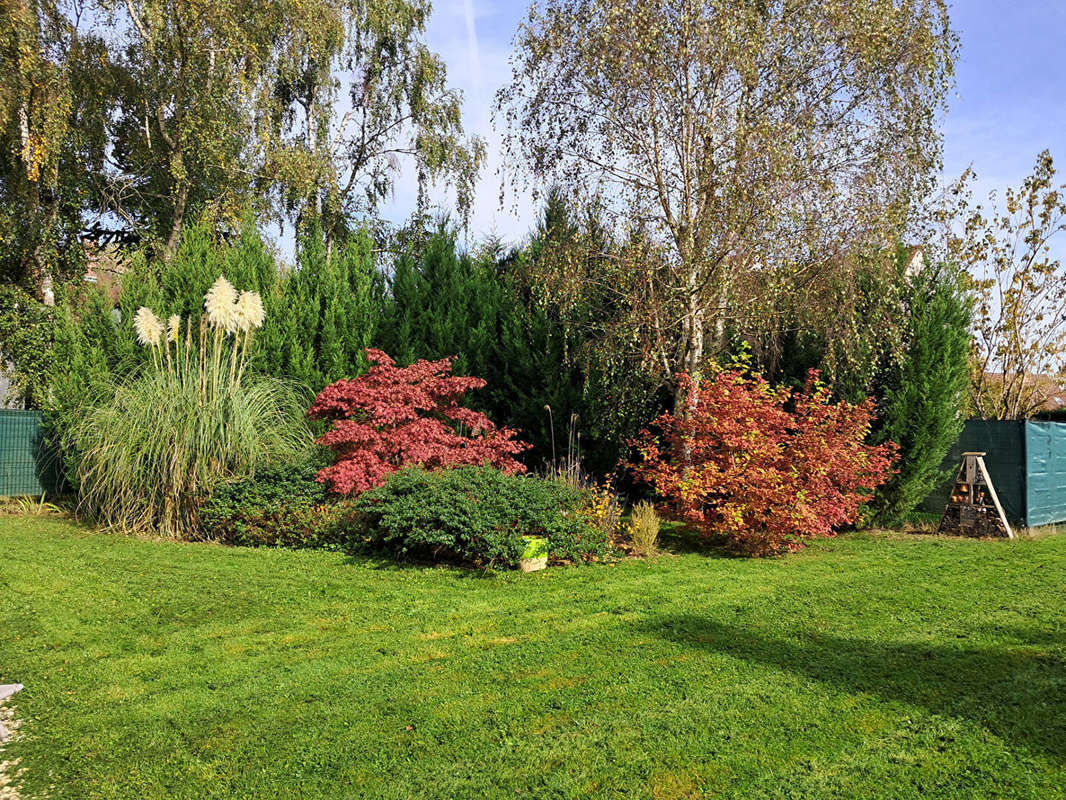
[234, 291, 265, 332]
[204, 276, 238, 333]
[134, 307, 164, 347]
[167, 314, 181, 343]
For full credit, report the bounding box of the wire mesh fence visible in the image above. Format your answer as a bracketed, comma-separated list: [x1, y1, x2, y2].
[0, 410, 63, 497]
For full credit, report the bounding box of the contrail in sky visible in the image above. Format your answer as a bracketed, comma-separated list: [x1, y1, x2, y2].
[462, 0, 481, 90]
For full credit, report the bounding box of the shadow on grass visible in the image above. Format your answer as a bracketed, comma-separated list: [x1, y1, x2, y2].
[639, 614, 1066, 761]
[656, 522, 744, 558]
[339, 549, 512, 579]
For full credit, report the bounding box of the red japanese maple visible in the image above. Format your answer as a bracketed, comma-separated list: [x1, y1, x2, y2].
[630, 369, 898, 555]
[308, 349, 529, 494]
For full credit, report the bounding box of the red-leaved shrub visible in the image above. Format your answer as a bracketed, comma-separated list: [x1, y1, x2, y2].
[308, 349, 529, 494]
[630, 369, 898, 555]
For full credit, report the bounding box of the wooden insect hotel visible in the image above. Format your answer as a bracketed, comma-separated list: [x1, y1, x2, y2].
[938, 452, 1014, 539]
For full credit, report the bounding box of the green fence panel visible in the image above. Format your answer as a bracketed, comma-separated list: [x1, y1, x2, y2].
[921, 419, 1066, 527]
[1024, 421, 1066, 527]
[0, 410, 62, 497]
[921, 420, 1027, 524]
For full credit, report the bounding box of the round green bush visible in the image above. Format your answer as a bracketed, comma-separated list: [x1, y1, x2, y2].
[353, 467, 609, 568]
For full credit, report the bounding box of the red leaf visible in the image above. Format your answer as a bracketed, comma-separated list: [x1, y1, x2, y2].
[309, 349, 530, 494]
[628, 368, 898, 555]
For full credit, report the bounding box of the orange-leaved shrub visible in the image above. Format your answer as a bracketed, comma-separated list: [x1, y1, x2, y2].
[630, 369, 898, 556]
[308, 349, 529, 494]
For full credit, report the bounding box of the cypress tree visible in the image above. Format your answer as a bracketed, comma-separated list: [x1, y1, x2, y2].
[874, 266, 972, 525]
[257, 222, 380, 390]
[374, 227, 588, 467]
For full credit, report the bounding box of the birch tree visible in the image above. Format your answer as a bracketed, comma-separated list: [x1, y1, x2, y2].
[106, 0, 289, 252]
[264, 0, 485, 250]
[7, 0, 483, 257]
[498, 0, 955, 408]
[0, 0, 106, 296]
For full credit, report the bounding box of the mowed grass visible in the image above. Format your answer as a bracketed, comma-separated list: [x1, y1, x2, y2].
[1, 518, 1064, 799]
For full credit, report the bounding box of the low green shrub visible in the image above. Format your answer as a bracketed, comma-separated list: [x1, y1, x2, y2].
[200, 460, 353, 549]
[353, 467, 610, 568]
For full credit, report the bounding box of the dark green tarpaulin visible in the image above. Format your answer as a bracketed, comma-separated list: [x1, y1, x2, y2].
[922, 419, 1066, 527]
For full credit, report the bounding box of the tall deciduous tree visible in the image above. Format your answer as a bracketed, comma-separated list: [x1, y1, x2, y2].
[106, 0, 291, 251]
[950, 151, 1066, 419]
[499, 0, 955, 409]
[0, 0, 106, 295]
[3, 0, 482, 260]
[265, 0, 485, 249]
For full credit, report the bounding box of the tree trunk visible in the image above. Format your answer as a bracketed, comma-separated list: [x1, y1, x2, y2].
[166, 174, 190, 256]
[34, 203, 57, 307]
[18, 98, 56, 304]
[673, 263, 705, 416]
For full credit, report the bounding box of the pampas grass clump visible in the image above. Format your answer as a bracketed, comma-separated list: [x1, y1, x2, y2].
[67, 277, 307, 538]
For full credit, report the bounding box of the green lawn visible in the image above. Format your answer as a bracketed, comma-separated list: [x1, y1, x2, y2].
[1, 518, 1064, 799]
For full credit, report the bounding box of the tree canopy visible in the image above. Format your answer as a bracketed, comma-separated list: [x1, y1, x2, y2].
[0, 0, 483, 290]
[948, 151, 1066, 419]
[499, 0, 956, 405]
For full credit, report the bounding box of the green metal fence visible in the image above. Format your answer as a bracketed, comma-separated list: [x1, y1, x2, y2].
[0, 410, 63, 497]
[921, 419, 1066, 527]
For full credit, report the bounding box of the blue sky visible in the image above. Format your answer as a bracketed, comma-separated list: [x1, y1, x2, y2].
[376, 0, 1066, 248]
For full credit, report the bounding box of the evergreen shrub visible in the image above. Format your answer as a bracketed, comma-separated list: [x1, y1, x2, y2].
[353, 467, 610, 568]
[200, 460, 353, 549]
